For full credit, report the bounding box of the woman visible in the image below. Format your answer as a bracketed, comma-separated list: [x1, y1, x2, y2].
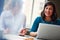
[30, 1, 60, 37]
[0, 0, 26, 35]
[23, 1, 60, 37]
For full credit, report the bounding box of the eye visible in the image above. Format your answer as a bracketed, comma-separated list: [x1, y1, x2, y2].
[45, 7, 48, 9]
[49, 8, 53, 11]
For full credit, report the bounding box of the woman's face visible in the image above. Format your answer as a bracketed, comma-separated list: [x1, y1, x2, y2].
[44, 5, 53, 17]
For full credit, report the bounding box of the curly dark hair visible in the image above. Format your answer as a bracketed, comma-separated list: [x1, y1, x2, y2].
[41, 1, 57, 21]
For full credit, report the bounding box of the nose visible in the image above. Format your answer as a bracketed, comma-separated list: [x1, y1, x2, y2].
[46, 8, 50, 12]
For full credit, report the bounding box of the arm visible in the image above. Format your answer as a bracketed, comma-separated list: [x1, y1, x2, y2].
[0, 11, 9, 34]
[30, 17, 41, 32]
[23, 15, 26, 28]
[30, 17, 41, 37]
[19, 15, 26, 35]
[0, 11, 5, 30]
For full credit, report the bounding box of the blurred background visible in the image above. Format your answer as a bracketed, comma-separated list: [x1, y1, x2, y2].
[0, 0, 60, 28]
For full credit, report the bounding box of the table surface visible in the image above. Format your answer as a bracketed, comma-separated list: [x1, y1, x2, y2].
[3, 34, 39, 40]
[4, 34, 57, 40]
[4, 34, 58, 40]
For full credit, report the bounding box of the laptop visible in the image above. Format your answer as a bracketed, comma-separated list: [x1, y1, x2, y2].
[37, 23, 60, 40]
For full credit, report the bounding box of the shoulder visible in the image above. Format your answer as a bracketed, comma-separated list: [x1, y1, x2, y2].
[1, 10, 11, 17]
[35, 16, 42, 21]
[56, 19, 60, 22]
[56, 19, 60, 25]
[33, 16, 42, 23]
[18, 13, 26, 21]
[36, 16, 42, 20]
[19, 13, 26, 19]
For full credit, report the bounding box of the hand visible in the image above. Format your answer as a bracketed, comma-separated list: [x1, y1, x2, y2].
[19, 28, 27, 36]
[30, 32, 37, 37]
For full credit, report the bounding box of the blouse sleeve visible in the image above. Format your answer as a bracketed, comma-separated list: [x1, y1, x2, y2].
[30, 17, 41, 32]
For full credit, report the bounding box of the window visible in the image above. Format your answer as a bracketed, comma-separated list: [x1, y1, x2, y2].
[23, 0, 46, 28]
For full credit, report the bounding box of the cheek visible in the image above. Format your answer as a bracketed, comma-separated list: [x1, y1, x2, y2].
[44, 10, 53, 17]
[49, 10, 53, 15]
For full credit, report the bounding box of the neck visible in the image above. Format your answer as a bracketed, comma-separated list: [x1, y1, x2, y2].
[45, 16, 51, 22]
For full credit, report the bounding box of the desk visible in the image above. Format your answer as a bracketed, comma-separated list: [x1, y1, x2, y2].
[4, 34, 26, 40]
[4, 34, 56, 40]
[4, 34, 39, 40]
